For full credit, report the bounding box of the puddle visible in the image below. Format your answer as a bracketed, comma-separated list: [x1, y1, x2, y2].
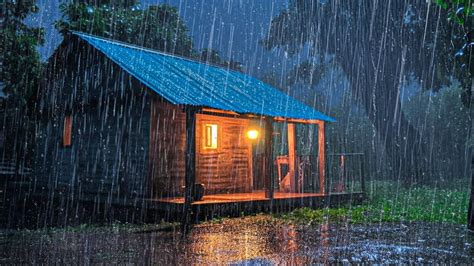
[0, 216, 473, 264]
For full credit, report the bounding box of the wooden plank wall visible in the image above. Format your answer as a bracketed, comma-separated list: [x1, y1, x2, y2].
[195, 114, 253, 194]
[149, 100, 186, 198]
[35, 48, 153, 201]
[149, 106, 253, 197]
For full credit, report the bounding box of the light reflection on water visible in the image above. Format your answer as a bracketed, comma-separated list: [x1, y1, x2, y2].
[0, 216, 473, 264]
[186, 221, 307, 265]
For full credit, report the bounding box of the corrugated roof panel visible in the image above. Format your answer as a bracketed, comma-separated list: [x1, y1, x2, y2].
[74, 32, 336, 122]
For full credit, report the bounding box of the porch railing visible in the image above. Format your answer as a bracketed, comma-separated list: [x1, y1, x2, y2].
[327, 153, 366, 194]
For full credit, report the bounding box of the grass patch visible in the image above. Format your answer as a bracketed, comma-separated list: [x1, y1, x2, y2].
[279, 181, 470, 225]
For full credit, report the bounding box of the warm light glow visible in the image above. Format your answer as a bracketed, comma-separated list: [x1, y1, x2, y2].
[203, 124, 218, 149]
[247, 129, 259, 140]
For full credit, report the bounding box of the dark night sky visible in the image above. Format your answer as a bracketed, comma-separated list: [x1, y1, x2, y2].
[27, 0, 299, 77]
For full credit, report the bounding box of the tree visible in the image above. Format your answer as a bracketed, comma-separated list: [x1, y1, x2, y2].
[263, 1, 463, 182]
[0, 0, 44, 105]
[435, 0, 474, 230]
[0, 0, 44, 180]
[433, 0, 473, 107]
[433, 0, 473, 230]
[56, 1, 194, 57]
[56, 1, 244, 70]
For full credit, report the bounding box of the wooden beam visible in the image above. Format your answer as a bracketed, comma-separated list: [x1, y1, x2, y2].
[199, 110, 328, 126]
[201, 108, 240, 116]
[287, 123, 297, 192]
[181, 106, 199, 233]
[200, 107, 260, 120]
[273, 117, 325, 125]
[247, 135, 254, 194]
[318, 121, 326, 195]
[264, 118, 274, 199]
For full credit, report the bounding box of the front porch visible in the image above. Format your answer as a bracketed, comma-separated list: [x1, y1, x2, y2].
[149, 105, 367, 222]
[149, 190, 366, 220]
[153, 150, 367, 219]
[158, 191, 325, 204]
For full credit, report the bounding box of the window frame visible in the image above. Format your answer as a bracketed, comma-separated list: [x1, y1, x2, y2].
[201, 122, 220, 152]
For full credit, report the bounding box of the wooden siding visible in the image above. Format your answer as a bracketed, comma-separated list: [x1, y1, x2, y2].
[35, 42, 152, 201]
[149, 110, 254, 196]
[195, 114, 253, 194]
[149, 100, 186, 198]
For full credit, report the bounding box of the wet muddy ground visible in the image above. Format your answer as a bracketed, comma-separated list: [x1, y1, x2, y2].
[0, 215, 473, 264]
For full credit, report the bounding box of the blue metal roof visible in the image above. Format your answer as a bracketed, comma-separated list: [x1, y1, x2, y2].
[74, 32, 335, 122]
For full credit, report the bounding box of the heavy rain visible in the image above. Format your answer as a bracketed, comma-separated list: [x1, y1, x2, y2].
[1, 0, 473, 264]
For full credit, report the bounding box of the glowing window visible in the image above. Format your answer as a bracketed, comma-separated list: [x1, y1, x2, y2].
[203, 124, 218, 149]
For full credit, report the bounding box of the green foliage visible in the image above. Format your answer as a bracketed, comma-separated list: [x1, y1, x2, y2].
[279, 181, 470, 225]
[0, 0, 44, 104]
[433, 0, 473, 107]
[56, 2, 194, 57]
[434, 0, 473, 25]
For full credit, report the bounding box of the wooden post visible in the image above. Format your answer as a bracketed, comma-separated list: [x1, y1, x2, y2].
[468, 156, 474, 231]
[264, 118, 274, 199]
[287, 123, 297, 192]
[318, 121, 326, 195]
[181, 106, 199, 233]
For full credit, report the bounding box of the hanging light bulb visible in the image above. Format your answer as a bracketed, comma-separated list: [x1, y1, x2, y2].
[246, 129, 259, 140]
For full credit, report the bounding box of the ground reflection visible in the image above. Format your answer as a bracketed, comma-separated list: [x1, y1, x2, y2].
[186, 218, 308, 265]
[0, 215, 472, 264]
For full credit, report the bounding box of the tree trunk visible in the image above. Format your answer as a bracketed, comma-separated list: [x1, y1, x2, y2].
[468, 156, 474, 230]
[468, 108, 474, 230]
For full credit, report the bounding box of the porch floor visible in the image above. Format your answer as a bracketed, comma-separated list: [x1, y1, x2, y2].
[148, 190, 365, 220]
[157, 191, 324, 205]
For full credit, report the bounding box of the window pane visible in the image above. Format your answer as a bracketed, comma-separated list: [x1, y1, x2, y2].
[203, 124, 218, 149]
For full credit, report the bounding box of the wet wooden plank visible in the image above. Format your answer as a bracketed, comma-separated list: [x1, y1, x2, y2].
[149, 191, 366, 221]
[195, 114, 252, 194]
[264, 118, 274, 199]
[287, 123, 296, 192]
[318, 121, 326, 194]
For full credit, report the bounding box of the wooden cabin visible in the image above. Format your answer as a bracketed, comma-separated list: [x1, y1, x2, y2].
[35, 32, 363, 219]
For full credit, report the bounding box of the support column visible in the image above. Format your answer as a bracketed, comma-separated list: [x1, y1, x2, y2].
[287, 123, 297, 192]
[264, 118, 274, 199]
[181, 106, 199, 233]
[318, 121, 326, 195]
